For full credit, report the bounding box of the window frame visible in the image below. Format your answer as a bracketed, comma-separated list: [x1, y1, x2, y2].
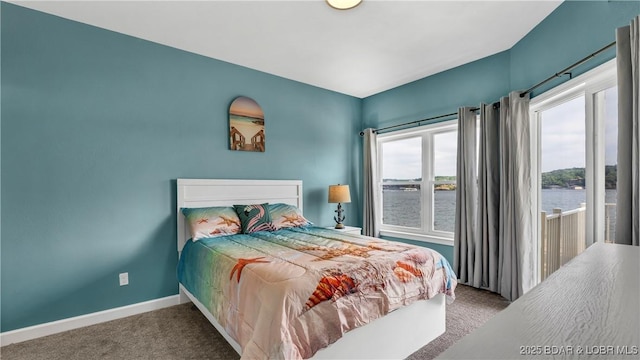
[376, 120, 457, 245]
[529, 59, 617, 253]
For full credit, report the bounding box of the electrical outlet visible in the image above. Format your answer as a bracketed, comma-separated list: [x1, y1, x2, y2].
[119, 272, 129, 286]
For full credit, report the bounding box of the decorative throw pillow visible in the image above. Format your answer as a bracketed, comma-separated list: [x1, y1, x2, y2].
[269, 203, 313, 230]
[181, 206, 241, 241]
[234, 203, 276, 233]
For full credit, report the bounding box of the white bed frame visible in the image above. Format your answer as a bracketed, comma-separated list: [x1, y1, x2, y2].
[176, 179, 446, 359]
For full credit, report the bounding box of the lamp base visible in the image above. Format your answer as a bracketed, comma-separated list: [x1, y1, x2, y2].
[333, 202, 346, 230]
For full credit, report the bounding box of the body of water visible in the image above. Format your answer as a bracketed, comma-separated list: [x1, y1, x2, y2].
[382, 189, 456, 232]
[382, 189, 617, 235]
[540, 188, 617, 212]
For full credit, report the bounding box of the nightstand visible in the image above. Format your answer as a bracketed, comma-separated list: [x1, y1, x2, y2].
[324, 226, 362, 235]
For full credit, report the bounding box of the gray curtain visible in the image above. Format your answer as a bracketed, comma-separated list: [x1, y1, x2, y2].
[362, 128, 380, 237]
[498, 92, 535, 301]
[454, 107, 478, 286]
[477, 103, 500, 293]
[615, 16, 640, 246]
[454, 92, 535, 301]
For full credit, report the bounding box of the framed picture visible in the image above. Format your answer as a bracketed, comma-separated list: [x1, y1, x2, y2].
[229, 96, 265, 152]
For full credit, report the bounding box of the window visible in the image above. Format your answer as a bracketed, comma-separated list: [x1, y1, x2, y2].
[377, 121, 457, 244]
[531, 59, 617, 281]
[600, 86, 618, 243]
[539, 95, 586, 213]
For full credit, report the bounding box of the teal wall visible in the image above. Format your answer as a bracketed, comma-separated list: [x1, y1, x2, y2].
[0, 3, 361, 332]
[361, 0, 638, 262]
[362, 50, 511, 130]
[2, 0, 639, 333]
[510, 0, 640, 96]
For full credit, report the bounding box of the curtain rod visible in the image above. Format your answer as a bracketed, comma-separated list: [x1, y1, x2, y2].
[359, 111, 457, 136]
[361, 40, 616, 136]
[520, 40, 616, 97]
[359, 104, 492, 136]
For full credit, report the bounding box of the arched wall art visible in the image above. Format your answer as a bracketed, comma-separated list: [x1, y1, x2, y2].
[229, 96, 265, 152]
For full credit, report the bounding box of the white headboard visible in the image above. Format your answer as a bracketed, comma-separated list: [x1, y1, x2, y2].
[176, 179, 303, 253]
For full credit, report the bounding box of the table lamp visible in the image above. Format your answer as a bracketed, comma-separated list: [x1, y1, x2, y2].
[328, 184, 351, 229]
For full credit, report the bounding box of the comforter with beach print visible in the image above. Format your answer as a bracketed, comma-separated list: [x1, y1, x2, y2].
[177, 226, 457, 360]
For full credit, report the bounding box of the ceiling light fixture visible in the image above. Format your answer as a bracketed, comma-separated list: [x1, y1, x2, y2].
[326, 0, 362, 10]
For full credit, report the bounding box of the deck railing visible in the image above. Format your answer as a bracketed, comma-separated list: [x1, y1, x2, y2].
[540, 202, 617, 280]
[540, 203, 586, 281]
[540, 203, 616, 280]
[604, 203, 616, 244]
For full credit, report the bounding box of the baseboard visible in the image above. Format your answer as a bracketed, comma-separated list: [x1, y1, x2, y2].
[0, 295, 180, 346]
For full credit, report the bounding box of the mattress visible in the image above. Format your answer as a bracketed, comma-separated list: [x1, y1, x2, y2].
[177, 226, 457, 359]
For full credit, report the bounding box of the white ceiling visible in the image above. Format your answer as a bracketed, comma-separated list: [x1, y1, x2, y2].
[10, 0, 562, 98]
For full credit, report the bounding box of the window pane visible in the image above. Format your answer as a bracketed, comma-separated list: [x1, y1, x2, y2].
[433, 131, 457, 233]
[381, 137, 422, 181]
[433, 185, 456, 232]
[603, 86, 617, 243]
[540, 96, 586, 213]
[539, 95, 587, 281]
[381, 137, 421, 228]
[382, 185, 421, 228]
[433, 131, 458, 181]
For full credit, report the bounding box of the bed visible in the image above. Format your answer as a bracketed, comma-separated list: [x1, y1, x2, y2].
[176, 179, 457, 359]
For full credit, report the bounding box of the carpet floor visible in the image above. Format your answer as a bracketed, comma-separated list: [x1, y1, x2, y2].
[1, 285, 509, 360]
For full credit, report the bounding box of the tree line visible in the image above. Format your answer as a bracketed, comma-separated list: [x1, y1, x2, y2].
[383, 166, 617, 190]
[541, 165, 617, 189]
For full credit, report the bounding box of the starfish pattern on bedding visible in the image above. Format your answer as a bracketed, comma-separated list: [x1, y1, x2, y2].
[229, 257, 270, 282]
[217, 215, 240, 228]
[282, 214, 305, 226]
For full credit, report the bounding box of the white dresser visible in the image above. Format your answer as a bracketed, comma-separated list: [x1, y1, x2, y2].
[438, 243, 640, 359]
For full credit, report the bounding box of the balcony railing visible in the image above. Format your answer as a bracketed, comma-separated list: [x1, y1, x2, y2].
[540, 202, 617, 281]
[540, 203, 586, 281]
[604, 203, 616, 244]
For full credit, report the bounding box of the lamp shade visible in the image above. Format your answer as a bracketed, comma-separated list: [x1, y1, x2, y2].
[328, 184, 351, 203]
[326, 0, 362, 10]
